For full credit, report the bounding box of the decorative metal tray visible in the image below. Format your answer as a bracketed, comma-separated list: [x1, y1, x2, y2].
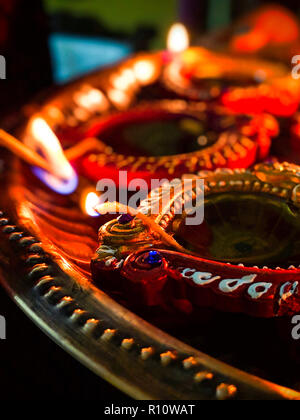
[0, 169, 299, 400]
[0, 57, 300, 400]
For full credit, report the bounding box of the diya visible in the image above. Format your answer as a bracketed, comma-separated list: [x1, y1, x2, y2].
[19, 53, 279, 190]
[163, 47, 300, 117]
[79, 101, 278, 185]
[226, 5, 300, 65]
[0, 26, 299, 400]
[92, 162, 300, 319]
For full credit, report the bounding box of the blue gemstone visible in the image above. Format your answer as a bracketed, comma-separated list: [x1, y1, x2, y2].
[118, 214, 134, 225]
[145, 251, 163, 266]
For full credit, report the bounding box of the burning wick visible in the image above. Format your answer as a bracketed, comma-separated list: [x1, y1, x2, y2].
[28, 118, 74, 180]
[0, 125, 78, 195]
[162, 22, 191, 90]
[82, 190, 101, 217]
[0, 129, 52, 173]
[162, 23, 190, 66]
[26, 117, 78, 195]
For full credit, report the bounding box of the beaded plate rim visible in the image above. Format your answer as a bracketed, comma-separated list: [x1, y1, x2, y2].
[0, 206, 299, 400]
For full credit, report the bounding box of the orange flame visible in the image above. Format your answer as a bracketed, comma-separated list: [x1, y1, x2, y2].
[27, 117, 75, 181]
[25, 117, 78, 194]
[84, 191, 100, 217]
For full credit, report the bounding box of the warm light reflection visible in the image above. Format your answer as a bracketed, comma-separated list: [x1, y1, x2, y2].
[82, 190, 101, 217]
[230, 6, 300, 53]
[110, 69, 136, 91]
[26, 117, 78, 194]
[107, 88, 131, 109]
[167, 23, 189, 54]
[133, 59, 157, 85]
[73, 85, 110, 112]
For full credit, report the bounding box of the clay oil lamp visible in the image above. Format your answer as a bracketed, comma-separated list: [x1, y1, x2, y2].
[0, 115, 109, 236]
[163, 46, 300, 117]
[17, 98, 278, 195]
[229, 5, 300, 65]
[92, 162, 300, 319]
[12, 23, 281, 194]
[77, 101, 278, 186]
[11, 39, 279, 194]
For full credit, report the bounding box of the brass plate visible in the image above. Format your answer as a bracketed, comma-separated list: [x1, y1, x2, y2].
[0, 163, 298, 400]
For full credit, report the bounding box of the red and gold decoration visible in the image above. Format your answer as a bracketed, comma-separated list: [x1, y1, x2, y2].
[230, 5, 300, 59]
[92, 162, 300, 318]
[163, 47, 300, 116]
[80, 101, 278, 184]
[18, 52, 281, 190]
[0, 21, 297, 322]
[1, 6, 300, 400]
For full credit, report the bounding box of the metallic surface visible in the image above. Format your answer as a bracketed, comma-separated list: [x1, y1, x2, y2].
[0, 163, 299, 400]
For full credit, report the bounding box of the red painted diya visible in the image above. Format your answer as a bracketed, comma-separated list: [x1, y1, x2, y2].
[78, 101, 278, 186]
[229, 5, 300, 60]
[91, 162, 300, 318]
[22, 53, 279, 190]
[163, 47, 300, 117]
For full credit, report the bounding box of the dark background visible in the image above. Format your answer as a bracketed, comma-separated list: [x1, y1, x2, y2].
[0, 0, 300, 400]
[0, 286, 128, 400]
[1, 0, 300, 114]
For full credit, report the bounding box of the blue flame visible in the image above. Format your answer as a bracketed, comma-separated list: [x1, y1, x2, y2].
[33, 167, 79, 195]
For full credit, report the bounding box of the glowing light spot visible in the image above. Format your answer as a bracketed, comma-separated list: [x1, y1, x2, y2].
[74, 85, 110, 112]
[254, 69, 267, 83]
[133, 59, 157, 85]
[197, 136, 208, 146]
[167, 23, 189, 54]
[28, 117, 75, 181]
[107, 88, 131, 109]
[110, 69, 136, 91]
[26, 117, 78, 194]
[83, 191, 101, 217]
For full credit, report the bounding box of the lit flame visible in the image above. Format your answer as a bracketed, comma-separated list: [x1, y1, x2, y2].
[29, 118, 74, 180]
[83, 191, 101, 217]
[167, 23, 189, 54]
[26, 117, 78, 194]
